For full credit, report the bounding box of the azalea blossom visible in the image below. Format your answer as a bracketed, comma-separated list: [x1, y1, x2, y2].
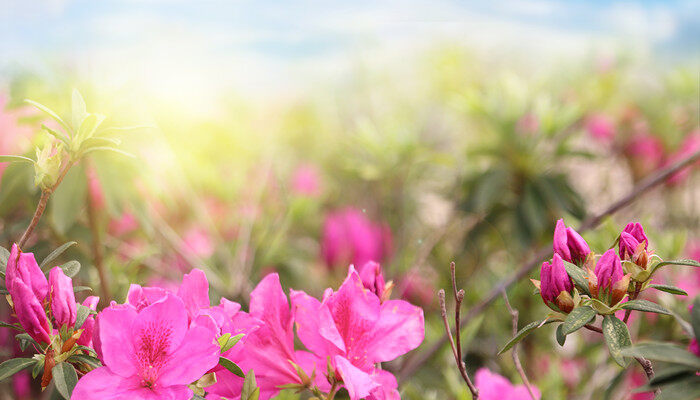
[321, 208, 393, 269]
[291, 266, 424, 400]
[210, 273, 322, 400]
[475, 368, 541, 400]
[71, 293, 220, 400]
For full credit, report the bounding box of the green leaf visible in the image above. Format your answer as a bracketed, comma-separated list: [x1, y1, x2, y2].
[57, 261, 81, 278]
[0, 358, 35, 382]
[222, 333, 245, 353]
[82, 146, 136, 158]
[71, 89, 88, 131]
[76, 113, 106, 143]
[650, 259, 700, 276]
[691, 297, 700, 341]
[0, 155, 35, 164]
[498, 319, 555, 354]
[52, 362, 78, 399]
[555, 324, 566, 346]
[67, 354, 102, 369]
[655, 376, 700, 400]
[561, 306, 596, 335]
[25, 99, 71, 133]
[602, 315, 631, 367]
[621, 299, 672, 315]
[50, 165, 87, 234]
[649, 365, 698, 387]
[97, 124, 153, 136]
[0, 321, 22, 331]
[40, 241, 77, 270]
[241, 370, 260, 400]
[75, 304, 92, 330]
[562, 261, 591, 296]
[620, 342, 700, 370]
[649, 284, 688, 296]
[15, 333, 37, 352]
[73, 286, 92, 293]
[0, 246, 10, 270]
[219, 357, 245, 377]
[32, 360, 44, 378]
[41, 124, 70, 144]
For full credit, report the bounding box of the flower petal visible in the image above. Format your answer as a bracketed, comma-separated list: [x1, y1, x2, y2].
[70, 367, 142, 400]
[97, 304, 138, 377]
[367, 299, 424, 362]
[290, 289, 345, 355]
[158, 323, 220, 386]
[334, 355, 380, 400]
[177, 268, 210, 322]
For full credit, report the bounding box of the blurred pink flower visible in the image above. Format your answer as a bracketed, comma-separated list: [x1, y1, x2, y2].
[109, 212, 139, 237]
[291, 266, 424, 400]
[321, 207, 393, 269]
[624, 134, 665, 180]
[72, 293, 220, 400]
[670, 240, 700, 299]
[585, 114, 615, 142]
[0, 94, 35, 184]
[516, 113, 539, 135]
[291, 164, 322, 197]
[397, 268, 436, 308]
[86, 167, 106, 210]
[12, 371, 31, 400]
[663, 130, 700, 186]
[475, 368, 540, 400]
[627, 370, 654, 400]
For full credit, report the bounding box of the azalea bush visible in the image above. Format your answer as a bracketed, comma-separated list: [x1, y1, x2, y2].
[0, 48, 698, 400]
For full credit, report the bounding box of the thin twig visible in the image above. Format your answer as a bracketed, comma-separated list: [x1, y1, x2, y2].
[583, 324, 603, 334]
[439, 262, 479, 399]
[18, 160, 74, 248]
[502, 290, 537, 400]
[398, 149, 700, 382]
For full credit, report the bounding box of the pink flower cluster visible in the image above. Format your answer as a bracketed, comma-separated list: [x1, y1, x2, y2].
[69, 262, 423, 399]
[5, 244, 98, 346]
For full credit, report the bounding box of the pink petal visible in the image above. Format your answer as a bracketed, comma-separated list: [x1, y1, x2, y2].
[177, 268, 210, 322]
[206, 368, 243, 399]
[158, 323, 220, 386]
[334, 355, 380, 400]
[49, 266, 77, 329]
[6, 244, 48, 301]
[97, 304, 138, 377]
[295, 350, 331, 392]
[126, 284, 168, 311]
[290, 289, 345, 355]
[249, 274, 293, 345]
[11, 279, 50, 343]
[367, 370, 400, 400]
[77, 296, 100, 347]
[367, 299, 424, 362]
[131, 294, 189, 366]
[70, 367, 142, 399]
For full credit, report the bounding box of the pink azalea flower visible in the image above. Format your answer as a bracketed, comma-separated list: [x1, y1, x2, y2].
[86, 166, 106, 210]
[627, 370, 654, 400]
[212, 273, 322, 400]
[72, 293, 220, 400]
[109, 212, 139, 237]
[585, 113, 615, 142]
[77, 296, 100, 347]
[291, 164, 322, 197]
[321, 208, 393, 269]
[475, 368, 541, 400]
[397, 268, 437, 308]
[290, 266, 424, 400]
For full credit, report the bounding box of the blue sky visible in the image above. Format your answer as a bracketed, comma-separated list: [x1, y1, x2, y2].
[2, 0, 698, 101]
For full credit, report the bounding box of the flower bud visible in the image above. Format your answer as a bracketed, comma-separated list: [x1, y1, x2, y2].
[358, 261, 391, 302]
[33, 142, 62, 190]
[539, 254, 574, 313]
[77, 296, 100, 347]
[589, 249, 629, 305]
[619, 222, 649, 267]
[49, 267, 77, 329]
[5, 244, 51, 343]
[553, 219, 590, 265]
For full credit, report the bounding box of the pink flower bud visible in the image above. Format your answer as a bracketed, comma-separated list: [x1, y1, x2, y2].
[539, 254, 574, 313]
[553, 219, 590, 265]
[358, 261, 388, 301]
[48, 267, 77, 329]
[77, 296, 100, 348]
[590, 249, 629, 305]
[5, 244, 50, 343]
[585, 114, 615, 142]
[619, 222, 649, 266]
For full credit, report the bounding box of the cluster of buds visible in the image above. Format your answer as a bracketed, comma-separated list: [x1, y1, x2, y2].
[357, 261, 394, 302]
[5, 244, 98, 388]
[587, 249, 630, 306]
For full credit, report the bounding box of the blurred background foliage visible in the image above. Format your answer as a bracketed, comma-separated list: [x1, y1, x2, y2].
[1, 3, 700, 396]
